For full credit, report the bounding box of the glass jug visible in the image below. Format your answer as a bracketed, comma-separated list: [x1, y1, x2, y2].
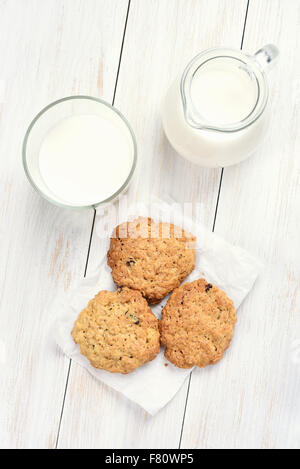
[162, 45, 279, 167]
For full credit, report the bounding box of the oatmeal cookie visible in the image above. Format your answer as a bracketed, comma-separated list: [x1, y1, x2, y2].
[71, 287, 160, 374]
[160, 279, 237, 368]
[107, 217, 196, 303]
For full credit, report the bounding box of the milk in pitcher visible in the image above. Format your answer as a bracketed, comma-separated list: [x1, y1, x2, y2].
[162, 46, 278, 167]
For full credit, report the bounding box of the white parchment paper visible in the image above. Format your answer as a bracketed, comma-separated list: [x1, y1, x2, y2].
[54, 200, 263, 415]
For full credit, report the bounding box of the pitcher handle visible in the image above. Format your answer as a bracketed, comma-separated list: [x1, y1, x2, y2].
[253, 44, 279, 71]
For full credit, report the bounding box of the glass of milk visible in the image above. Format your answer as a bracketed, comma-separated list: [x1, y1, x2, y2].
[162, 45, 279, 167]
[23, 96, 137, 208]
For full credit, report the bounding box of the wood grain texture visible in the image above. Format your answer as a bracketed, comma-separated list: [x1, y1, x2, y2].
[3, 0, 298, 450]
[180, 0, 300, 449]
[57, 0, 248, 449]
[0, 0, 128, 448]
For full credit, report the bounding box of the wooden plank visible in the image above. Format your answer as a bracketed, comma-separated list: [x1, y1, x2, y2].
[180, 0, 300, 449]
[0, 0, 128, 449]
[57, 0, 248, 449]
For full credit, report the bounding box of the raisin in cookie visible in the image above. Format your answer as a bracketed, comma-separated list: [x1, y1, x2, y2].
[71, 287, 160, 374]
[160, 279, 237, 368]
[107, 217, 196, 304]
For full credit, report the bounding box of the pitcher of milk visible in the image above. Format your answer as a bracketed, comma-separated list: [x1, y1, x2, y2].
[162, 45, 279, 167]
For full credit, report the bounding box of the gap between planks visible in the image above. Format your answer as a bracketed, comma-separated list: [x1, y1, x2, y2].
[178, 0, 251, 449]
[54, 0, 132, 449]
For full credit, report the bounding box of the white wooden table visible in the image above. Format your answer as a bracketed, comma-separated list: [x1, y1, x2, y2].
[0, 0, 299, 449]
